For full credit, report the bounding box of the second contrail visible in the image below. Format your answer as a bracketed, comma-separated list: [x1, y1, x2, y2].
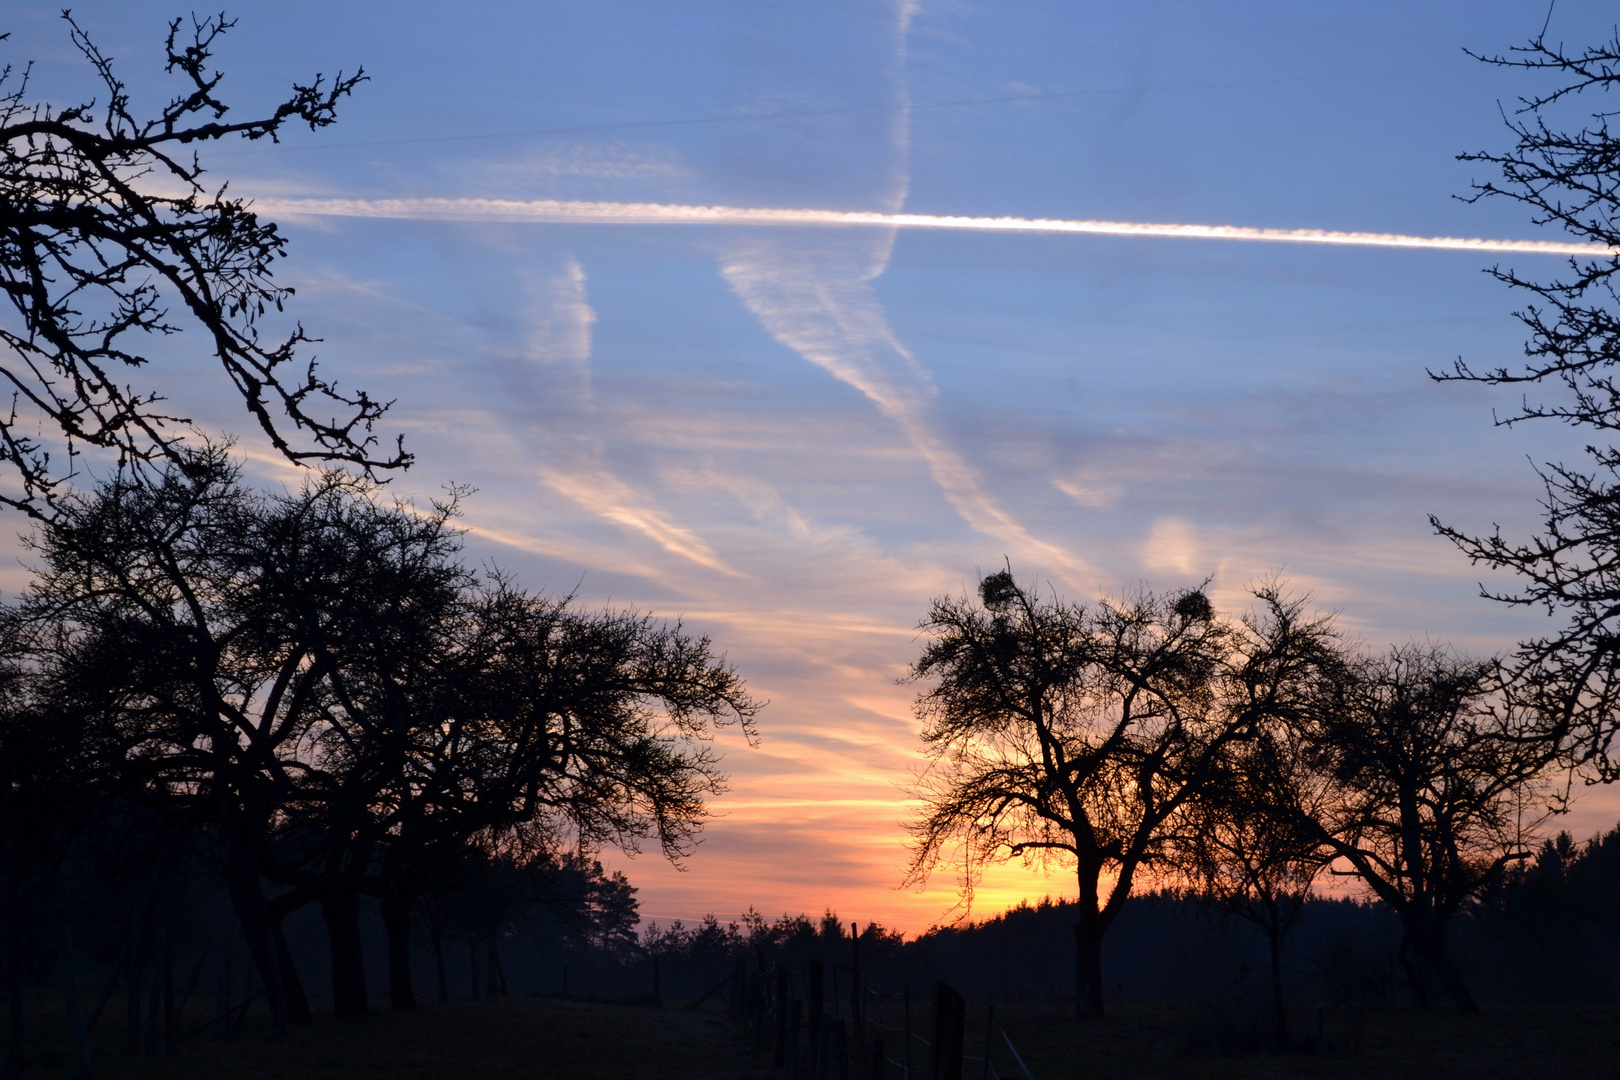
[249, 196, 1614, 257]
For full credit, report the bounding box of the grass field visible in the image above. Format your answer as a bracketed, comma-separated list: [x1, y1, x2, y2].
[912, 999, 1620, 1080]
[9, 994, 1618, 1079]
[14, 996, 775, 1080]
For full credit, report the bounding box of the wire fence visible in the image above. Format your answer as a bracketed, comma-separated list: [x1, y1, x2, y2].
[707, 947, 1037, 1080]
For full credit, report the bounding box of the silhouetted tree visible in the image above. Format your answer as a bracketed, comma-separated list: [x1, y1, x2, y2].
[1292, 646, 1554, 1013]
[348, 581, 759, 1009]
[1176, 725, 1330, 1047]
[0, 12, 401, 520]
[902, 570, 1337, 1017]
[26, 446, 761, 1017]
[24, 448, 466, 1028]
[1435, 20, 1620, 780]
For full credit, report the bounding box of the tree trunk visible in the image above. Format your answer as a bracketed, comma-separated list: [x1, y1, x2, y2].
[6, 900, 25, 1080]
[162, 939, 179, 1057]
[143, 938, 161, 1056]
[379, 892, 416, 1010]
[1432, 952, 1479, 1015]
[486, 934, 505, 997]
[57, 919, 93, 1080]
[320, 885, 369, 1017]
[270, 921, 312, 1026]
[428, 928, 448, 1004]
[122, 953, 142, 1056]
[1074, 867, 1106, 1018]
[1410, 916, 1477, 1015]
[1072, 918, 1105, 1018]
[224, 835, 288, 1035]
[1395, 930, 1432, 1008]
[1267, 922, 1288, 1050]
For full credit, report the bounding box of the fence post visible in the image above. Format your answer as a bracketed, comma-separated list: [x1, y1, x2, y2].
[808, 961, 825, 1031]
[980, 1001, 994, 1080]
[930, 981, 965, 1080]
[752, 974, 767, 1059]
[903, 987, 912, 1080]
[788, 998, 802, 1080]
[850, 922, 864, 1045]
[775, 968, 790, 1067]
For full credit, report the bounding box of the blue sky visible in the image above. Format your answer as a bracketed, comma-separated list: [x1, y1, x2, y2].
[7, 0, 1616, 929]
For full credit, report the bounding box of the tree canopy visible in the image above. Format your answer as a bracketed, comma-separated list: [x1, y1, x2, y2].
[0, 12, 403, 519]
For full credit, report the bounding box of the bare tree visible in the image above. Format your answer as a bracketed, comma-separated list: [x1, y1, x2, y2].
[25, 448, 449, 1031]
[29, 446, 762, 1017]
[902, 570, 1336, 1017]
[1176, 726, 1331, 1048]
[1435, 19, 1620, 779]
[0, 12, 402, 518]
[1292, 646, 1554, 1013]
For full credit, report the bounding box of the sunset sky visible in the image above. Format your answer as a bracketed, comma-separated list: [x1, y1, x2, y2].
[9, 0, 1620, 934]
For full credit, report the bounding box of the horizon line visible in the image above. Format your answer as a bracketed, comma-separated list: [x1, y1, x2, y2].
[249, 196, 1613, 256]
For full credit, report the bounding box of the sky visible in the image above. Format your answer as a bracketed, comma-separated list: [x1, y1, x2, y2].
[6, 0, 1620, 934]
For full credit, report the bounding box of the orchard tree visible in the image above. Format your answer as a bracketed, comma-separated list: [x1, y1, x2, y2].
[29, 447, 761, 1020]
[1175, 726, 1330, 1048]
[26, 448, 448, 1031]
[0, 12, 403, 518]
[1438, 19, 1620, 779]
[1291, 646, 1555, 1013]
[902, 570, 1337, 1018]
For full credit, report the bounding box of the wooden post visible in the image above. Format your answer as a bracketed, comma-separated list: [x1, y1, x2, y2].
[903, 987, 912, 1080]
[808, 961, 825, 1030]
[979, 1001, 994, 1080]
[753, 975, 766, 1059]
[850, 922, 864, 1045]
[788, 998, 803, 1080]
[774, 968, 790, 1067]
[930, 982, 965, 1080]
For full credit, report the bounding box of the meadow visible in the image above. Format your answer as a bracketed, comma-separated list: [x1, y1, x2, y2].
[10, 994, 1612, 1080]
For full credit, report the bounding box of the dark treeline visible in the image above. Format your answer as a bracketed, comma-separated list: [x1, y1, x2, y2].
[0, 450, 758, 1075]
[624, 818, 1620, 1016]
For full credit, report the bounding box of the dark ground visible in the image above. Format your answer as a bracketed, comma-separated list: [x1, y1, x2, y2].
[16, 997, 774, 1080]
[9, 994, 1619, 1079]
[954, 1000, 1620, 1080]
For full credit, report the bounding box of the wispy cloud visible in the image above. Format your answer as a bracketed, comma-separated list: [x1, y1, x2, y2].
[249, 196, 1609, 256]
[1053, 466, 1123, 509]
[1141, 517, 1205, 578]
[516, 259, 739, 577]
[705, 0, 1092, 588]
[721, 236, 1095, 584]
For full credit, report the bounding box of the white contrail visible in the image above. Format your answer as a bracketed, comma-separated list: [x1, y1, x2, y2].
[251, 196, 1612, 256]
